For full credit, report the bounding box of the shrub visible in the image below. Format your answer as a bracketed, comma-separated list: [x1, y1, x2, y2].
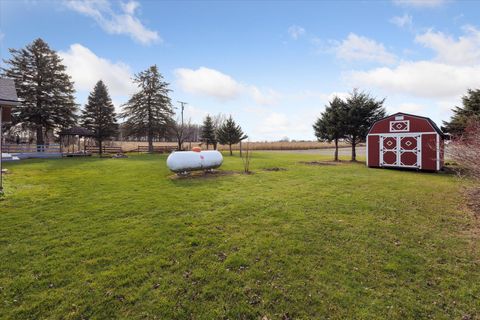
[449, 120, 480, 180]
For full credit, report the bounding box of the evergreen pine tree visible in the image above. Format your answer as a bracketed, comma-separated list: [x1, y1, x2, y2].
[442, 88, 480, 136]
[201, 115, 217, 149]
[313, 96, 346, 161]
[216, 116, 247, 156]
[120, 65, 173, 152]
[2, 38, 77, 149]
[81, 80, 118, 156]
[343, 89, 386, 161]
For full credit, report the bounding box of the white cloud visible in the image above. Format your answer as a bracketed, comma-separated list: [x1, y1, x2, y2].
[249, 87, 281, 106]
[259, 112, 290, 134]
[121, 1, 139, 15]
[389, 102, 426, 114]
[349, 61, 480, 98]
[174, 67, 280, 106]
[390, 14, 413, 28]
[254, 108, 320, 140]
[59, 43, 135, 97]
[392, 0, 446, 8]
[334, 33, 397, 65]
[288, 25, 306, 40]
[415, 26, 480, 65]
[327, 92, 351, 102]
[65, 0, 160, 45]
[174, 67, 243, 101]
[243, 105, 269, 115]
[183, 105, 209, 123]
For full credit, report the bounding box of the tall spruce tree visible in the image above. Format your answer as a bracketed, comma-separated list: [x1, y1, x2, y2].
[120, 65, 173, 152]
[313, 96, 346, 161]
[81, 80, 118, 156]
[1, 38, 77, 149]
[343, 89, 386, 161]
[442, 88, 480, 136]
[201, 115, 217, 149]
[216, 116, 247, 156]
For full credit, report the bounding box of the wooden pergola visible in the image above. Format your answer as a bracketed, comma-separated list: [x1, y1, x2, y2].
[0, 78, 20, 193]
[59, 127, 94, 156]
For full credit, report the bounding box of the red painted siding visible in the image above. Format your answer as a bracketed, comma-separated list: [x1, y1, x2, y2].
[366, 113, 444, 172]
[369, 114, 436, 134]
[1, 106, 11, 122]
[421, 134, 437, 171]
[367, 135, 379, 167]
[440, 139, 445, 168]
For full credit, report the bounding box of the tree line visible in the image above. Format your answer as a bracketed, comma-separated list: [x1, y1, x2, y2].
[4, 38, 478, 158]
[1, 38, 247, 155]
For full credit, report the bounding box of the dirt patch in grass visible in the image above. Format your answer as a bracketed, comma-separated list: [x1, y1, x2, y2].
[263, 167, 287, 172]
[169, 170, 239, 180]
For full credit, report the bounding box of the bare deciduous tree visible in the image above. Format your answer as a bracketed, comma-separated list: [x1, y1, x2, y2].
[241, 140, 252, 173]
[211, 113, 227, 149]
[449, 120, 480, 180]
[171, 117, 198, 151]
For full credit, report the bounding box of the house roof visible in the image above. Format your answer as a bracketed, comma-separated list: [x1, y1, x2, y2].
[59, 127, 94, 137]
[368, 112, 445, 138]
[0, 78, 19, 106]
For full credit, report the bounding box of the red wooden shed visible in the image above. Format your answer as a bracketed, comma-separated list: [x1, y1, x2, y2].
[366, 112, 445, 171]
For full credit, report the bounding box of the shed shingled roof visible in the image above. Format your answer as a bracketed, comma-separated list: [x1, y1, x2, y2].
[0, 78, 19, 105]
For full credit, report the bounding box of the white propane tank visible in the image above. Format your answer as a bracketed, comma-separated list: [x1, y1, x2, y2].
[167, 150, 223, 173]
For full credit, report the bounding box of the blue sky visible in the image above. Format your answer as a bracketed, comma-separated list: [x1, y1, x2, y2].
[1, 0, 480, 140]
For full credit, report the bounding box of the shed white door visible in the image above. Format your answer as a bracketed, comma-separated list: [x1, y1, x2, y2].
[379, 134, 421, 168]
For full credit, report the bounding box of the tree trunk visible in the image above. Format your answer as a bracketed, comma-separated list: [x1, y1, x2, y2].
[229, 144, 233, 156]
[334, 138, 339, 161]
[36, 125, 44, 152]
[148, 132, 153, 153]
[99, 139, 103, 157]
[351, 139, 357, 162]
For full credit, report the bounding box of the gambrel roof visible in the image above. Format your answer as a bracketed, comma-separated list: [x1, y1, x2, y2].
[0, 78, 19, 106]
[367, 112, 445, 138]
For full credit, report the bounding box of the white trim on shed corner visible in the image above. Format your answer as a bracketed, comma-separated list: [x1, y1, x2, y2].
[436, 133, 440, 171]
[366, 135, 369, 166]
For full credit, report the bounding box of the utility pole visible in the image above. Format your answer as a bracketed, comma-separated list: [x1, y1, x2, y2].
[177, 101, 187, 127]
[177, 101, 187, 151]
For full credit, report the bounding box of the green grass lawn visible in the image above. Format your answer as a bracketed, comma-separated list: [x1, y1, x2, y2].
[0, 152, 478, 319]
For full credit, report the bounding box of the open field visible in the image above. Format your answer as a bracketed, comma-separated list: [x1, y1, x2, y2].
[262, 146, 367, 157]
[1, 153, 479, 319]
[112, 140, 352, 152]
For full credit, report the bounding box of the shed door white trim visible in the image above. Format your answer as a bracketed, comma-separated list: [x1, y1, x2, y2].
[379, 134, 422, 169]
